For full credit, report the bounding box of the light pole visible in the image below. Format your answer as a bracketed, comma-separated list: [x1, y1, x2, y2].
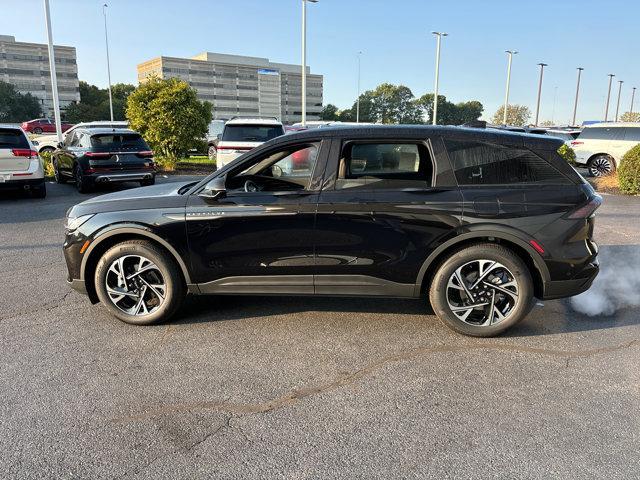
[301, 0, 318, 127]
[503, 50, 518, 125]
[631, 87, 637, 115]
[103, 3, 114, 121]
[604, 74, 615, 121]
[572, 67, 583, 126]
[43, 0, 62, 143]
[356, 51, 362, 123]
[534, 62, 547, 126]
[432, 32, 447, 125]
[615, 80, 623, 122]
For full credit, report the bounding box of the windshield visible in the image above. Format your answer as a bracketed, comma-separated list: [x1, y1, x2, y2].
[222, 124, 284, 142]
[90, 133, 149, 151]
[0, 129, 29, 148]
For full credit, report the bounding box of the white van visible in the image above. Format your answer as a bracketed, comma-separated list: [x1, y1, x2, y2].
[571, 123, 640, 176]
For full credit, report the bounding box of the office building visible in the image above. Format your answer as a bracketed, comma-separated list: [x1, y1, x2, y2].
[137, 52, 323, 124]
[0, 35, 80, 116]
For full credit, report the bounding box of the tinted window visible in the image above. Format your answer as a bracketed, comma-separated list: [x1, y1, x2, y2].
[336, 142, 433, 190]
[578, 127, 620, 140]
[624, 127, 640, 142]
[546, 131, 572, 141]
[90, 133, 148, 151]
[0, 129, 29, 148]
[445, 140, 569, 185]
[222, 125, 284, 142]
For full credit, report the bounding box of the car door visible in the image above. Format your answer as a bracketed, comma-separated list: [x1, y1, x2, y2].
[54, 130, 80, 176]
[313, 136, 463, 296]
[608, 127, 628, 162]
[185, 138, 329, 293]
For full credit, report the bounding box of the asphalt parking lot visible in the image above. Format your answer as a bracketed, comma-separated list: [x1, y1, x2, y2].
[1, 177, 639, 479]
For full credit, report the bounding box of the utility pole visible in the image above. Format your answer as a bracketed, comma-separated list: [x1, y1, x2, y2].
[356, 51, 362, 122]
[615, 80, 624, 122]
[503, 50, 518, 124]
[103, 3, 114, 121]
[572, 67, 583, 126]
[43, 0, 62, 143]
[534, 63, 547, 126]
[432, 32, 447, 125]
[631, 87, 637, 115]
[301, 0, 318, 127]
[604, 74, 615, 121]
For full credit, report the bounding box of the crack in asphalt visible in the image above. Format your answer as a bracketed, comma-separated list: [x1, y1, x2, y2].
[110, 338, 639, 424]
[0, 290, 78, 323]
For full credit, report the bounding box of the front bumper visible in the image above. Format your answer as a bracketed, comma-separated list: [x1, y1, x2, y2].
[543, 261, 599, 300]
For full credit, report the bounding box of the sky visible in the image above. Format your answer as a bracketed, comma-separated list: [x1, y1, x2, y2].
[2, 0, 639, 124]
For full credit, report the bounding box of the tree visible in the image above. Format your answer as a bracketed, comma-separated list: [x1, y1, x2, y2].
[64, 81, 135, 123]
[491, 104, 531, 126]
[0, 81, 42, 122]
[126, 77, 212, 165]
[620, 111, 640, 122]
[540, 120, 556, 127]
[415, 94, 483, 125]
[320, 104, 339, 121]
[367, 83, 423, 124]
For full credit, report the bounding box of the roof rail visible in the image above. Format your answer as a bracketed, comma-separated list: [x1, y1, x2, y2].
[463, 120, 487, 129]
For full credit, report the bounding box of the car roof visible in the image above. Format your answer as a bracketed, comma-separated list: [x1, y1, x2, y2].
[0, 124, 23, 131]
[273, 124, 565, 150]
[76, 121, 129, 127]
[225, 117, 282, 126]
[584, 122, 640, 128]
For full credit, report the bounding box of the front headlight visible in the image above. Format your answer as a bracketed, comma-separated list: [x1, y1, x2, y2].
[64, 214, 94, 231]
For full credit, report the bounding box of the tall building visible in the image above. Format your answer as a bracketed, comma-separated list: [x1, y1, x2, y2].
[0, 35, 80, 117]
[137, 52, 323, 124]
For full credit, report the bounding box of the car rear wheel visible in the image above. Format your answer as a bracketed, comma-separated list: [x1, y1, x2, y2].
[588, 155, 615, 177]
[429, 243, 534, 337]
[33, 127, 43, 135]
[140, 177, 155, 187]
[53, 159, 66, 184]
[94, 240, 186, 325]
[75, 165, 91, 193]
[39, 146, 55, 155]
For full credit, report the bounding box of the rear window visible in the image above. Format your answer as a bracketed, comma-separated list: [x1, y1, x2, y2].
[90, 133, 148, 151]
[222, 124, 284, 142]
[0, 129, 29, 149]
[445, 139, 570, 185]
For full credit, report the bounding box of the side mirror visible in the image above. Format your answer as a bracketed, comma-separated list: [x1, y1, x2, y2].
[200, 175, 226, 199]
[216, 133, 222, 141]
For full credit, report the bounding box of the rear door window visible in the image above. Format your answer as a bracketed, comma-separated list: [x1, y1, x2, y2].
[222, 125, 284, 142]
[90, 133, 148, 151]
[623, 127, 640, 142]
[335, 142, 433, 190]
[445, 139, 570, 185]
[578, 127, 620, 141]
[0, 129, 29, 149]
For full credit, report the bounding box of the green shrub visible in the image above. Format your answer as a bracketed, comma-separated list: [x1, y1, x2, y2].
[39, 151, 54, 177]
[557, 144, 576, 166]
[619, 144, 640, 195]
[154, 156, 176, 172]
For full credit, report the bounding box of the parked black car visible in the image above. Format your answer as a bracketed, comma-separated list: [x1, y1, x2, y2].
[52, 128, 156, 193]
[63, 125, 600, 336]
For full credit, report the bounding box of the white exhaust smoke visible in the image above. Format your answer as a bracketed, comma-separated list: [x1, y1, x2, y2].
[571, 246, 640, 316]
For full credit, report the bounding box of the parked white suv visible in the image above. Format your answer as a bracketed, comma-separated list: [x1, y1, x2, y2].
[571, 122, 640, 176]
[0, 125, 46, 198]
[36, 121, 129, 154]
[216, 117, 284, 168]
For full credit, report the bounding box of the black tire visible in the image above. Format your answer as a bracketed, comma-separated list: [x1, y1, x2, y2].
[588, 155, 616, 177]
[53, 159, 66, 184]
[140, 177, 155, 187]
[39, 146, 55, 155]
[429, 243, 534, 337]
[30, 182, 47, 199]
[75, 164, 91, 193]
[208, 145, 217, 161]
[33, 127, 43, 135]
[94, 240, 186, 325]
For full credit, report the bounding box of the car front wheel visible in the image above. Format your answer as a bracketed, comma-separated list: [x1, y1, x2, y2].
[94, 240, 186, 325]
[429, 243, 534, 337]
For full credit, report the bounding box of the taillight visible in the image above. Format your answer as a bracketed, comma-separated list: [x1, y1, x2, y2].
[136, 150, 154, 158]
[571, 141, 583, 146]
[85, 152, 111, 158]
[11, 149, 38, 158]
[568, 195, 603, 219]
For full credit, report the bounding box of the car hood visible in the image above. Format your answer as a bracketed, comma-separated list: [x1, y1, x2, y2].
[69, 181, 194, 217]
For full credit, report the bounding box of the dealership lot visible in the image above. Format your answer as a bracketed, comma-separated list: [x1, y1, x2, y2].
[1, 179, 639, 478]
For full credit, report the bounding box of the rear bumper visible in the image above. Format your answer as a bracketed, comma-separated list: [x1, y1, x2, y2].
[542, 261, 599, 300]
[0, 177, 45, 190]
[89, 171, 155, 184]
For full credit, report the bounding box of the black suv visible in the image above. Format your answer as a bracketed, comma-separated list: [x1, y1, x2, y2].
[52, 128, 156, 193]
[63, 126, 600, 336]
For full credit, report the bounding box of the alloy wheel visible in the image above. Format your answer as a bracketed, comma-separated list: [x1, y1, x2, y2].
[446, 259, 519, 327]
[105, 255, 167, 316]
[589, 156, 613, 177]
